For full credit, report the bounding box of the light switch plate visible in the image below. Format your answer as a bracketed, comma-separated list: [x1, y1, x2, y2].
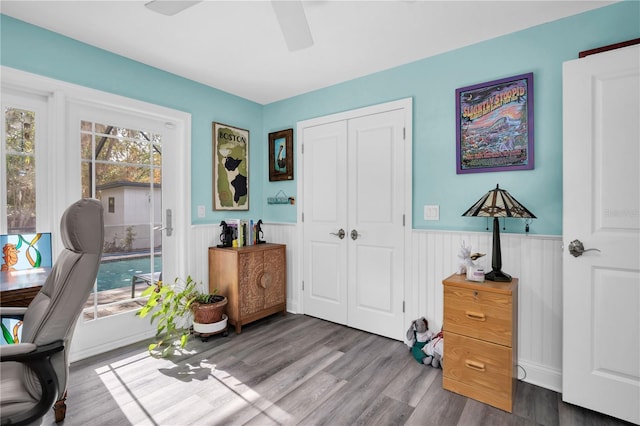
[197, 205, 206, 218]
[424, 205, 440, 221]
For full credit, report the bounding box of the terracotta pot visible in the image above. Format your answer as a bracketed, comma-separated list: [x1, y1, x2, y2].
[191, 297, 227, 324]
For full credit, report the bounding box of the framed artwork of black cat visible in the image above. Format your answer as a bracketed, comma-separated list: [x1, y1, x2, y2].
[212, 122, 249, 210]
[268, 128, 293, 181]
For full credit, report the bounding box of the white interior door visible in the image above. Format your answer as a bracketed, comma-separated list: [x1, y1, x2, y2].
[347, 111, 405, 338]
[302, 120, 348, 324]
[302, 102, 408, 340]
[562, 44, 640, 424]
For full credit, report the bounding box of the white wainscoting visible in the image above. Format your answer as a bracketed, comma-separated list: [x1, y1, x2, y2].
[411, 230, 563, 392]
[190, 223, 563, 392]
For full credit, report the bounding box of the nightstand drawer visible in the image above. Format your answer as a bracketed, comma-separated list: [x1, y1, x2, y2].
[444, 284, 513, 346]
[443, 332, 514, 412]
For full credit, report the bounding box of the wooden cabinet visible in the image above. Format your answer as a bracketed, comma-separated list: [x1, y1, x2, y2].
[442, 273, 518, 412]
[208, 243, 286, 334]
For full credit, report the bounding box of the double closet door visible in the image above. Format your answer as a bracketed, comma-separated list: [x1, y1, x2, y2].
[301, 102, 409, 340]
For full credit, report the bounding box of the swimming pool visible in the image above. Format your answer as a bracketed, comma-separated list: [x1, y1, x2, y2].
[97, 255, 162, 291]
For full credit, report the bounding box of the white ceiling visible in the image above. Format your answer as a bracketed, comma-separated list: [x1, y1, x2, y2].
[1, 0, 615, 104]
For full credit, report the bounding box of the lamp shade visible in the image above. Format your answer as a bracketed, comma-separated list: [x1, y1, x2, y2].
[462, 184, 535, 282]
[462, 184, 536, 219]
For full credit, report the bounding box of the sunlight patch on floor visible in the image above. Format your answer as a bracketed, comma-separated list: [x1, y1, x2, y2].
[94, 348, 295, 425]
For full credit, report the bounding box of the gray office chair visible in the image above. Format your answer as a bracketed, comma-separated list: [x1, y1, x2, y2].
[0, 198, 104, 426]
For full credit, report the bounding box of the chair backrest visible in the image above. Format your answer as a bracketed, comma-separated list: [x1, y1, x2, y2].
[21, 198, 104, 399]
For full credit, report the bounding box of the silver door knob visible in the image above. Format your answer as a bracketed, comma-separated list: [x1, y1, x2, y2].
[568, 239, 601, 257]
[351, 229, 361, 240]
[330, 229, 345, 239]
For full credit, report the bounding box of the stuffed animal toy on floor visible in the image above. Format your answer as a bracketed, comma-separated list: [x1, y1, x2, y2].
[405, 317, 434, 364]
[422, 330, 444, 368]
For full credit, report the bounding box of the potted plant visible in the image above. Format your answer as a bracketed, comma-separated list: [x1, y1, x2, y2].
[191, 292, 228, 337]
[136, 275, 227, 357]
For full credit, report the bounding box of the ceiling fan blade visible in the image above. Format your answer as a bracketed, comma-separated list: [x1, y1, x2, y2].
[145, 0, 202, 16]
[271, 0, 314, 52]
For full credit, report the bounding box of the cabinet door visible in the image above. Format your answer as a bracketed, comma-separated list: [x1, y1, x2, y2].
[239, 251, 265, 317]
[264, 247, 286, 309]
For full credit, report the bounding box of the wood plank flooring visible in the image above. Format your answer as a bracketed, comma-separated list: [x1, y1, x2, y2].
[43, 314, 633, 426]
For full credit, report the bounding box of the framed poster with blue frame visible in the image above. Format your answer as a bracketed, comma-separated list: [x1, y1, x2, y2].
[456, 72, 534, 174]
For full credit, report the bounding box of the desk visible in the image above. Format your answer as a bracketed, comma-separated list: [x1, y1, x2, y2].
[0, 268, 51, 306]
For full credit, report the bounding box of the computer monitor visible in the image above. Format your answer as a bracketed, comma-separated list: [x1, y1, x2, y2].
[0, 232, 52, 272]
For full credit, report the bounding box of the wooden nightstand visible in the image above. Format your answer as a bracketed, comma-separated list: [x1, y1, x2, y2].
[442, 273, 518, 412]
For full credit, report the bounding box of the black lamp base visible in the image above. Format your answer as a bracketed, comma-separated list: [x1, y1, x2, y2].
[485, 269, 512, 282]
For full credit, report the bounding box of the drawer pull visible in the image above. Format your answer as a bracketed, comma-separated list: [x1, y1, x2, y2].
[465, 360, 486, 372]
[465, 311, 486, 321]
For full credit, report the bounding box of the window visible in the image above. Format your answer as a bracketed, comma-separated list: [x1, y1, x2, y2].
[2, 90, 49, 235]
[3, 107, 37, 233]
[80, 119, 163, 320]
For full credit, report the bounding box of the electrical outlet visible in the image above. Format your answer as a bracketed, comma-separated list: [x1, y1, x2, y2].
[424, 205, 440, 221]
[197, 205, 206, 218]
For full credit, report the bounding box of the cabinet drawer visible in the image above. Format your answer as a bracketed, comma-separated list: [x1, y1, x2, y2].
[444, 285, 512, 346]
[443, 332, 514, 411]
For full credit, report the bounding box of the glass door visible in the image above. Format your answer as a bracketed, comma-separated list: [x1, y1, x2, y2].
[67, 101, 180, 358]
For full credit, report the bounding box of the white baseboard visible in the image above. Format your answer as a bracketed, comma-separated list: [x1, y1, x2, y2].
[70, 330, 155, 363]
[286, 299, 299, 314]
[518, 359, 562, 393]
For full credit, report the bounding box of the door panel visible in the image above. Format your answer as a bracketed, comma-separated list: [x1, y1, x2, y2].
[354, 245, 394, 311]
[562, 45, 640, 424]
[302, 121, 348, 324]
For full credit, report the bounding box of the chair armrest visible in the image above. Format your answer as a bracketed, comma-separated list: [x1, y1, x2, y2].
[0, 341, 64, 426]
[0, 307, 28, 316]
[0, 341, 63, 362]
[0, 342, 36, 359]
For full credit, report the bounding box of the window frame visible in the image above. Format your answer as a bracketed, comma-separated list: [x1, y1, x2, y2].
[1, 89, 52, 235]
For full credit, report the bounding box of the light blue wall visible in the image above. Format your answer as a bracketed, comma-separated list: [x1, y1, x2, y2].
[0, 14, 264, 226]
[262, 1, 640, 235]
[2, 2, 639, 235]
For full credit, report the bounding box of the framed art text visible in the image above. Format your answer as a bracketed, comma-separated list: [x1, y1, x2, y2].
[212, 122, 249, 210]
[456, 72, 534, 174]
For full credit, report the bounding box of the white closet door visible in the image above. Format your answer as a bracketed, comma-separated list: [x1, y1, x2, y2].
[302, 120, 349, 324]
[347, 110, 405, 339]
[302, 106, 407, 340]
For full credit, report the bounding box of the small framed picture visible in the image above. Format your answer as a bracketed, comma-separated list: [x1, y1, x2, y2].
[212, 122, 249, 210]
[456, 72, 534, 174]
[268, 129, 293, 181]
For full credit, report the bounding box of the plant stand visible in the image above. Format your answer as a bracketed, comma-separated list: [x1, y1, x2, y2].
[192, 314, 229, 342]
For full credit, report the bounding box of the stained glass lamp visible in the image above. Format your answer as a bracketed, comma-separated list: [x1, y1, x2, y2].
[462, 184, 536, 282]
